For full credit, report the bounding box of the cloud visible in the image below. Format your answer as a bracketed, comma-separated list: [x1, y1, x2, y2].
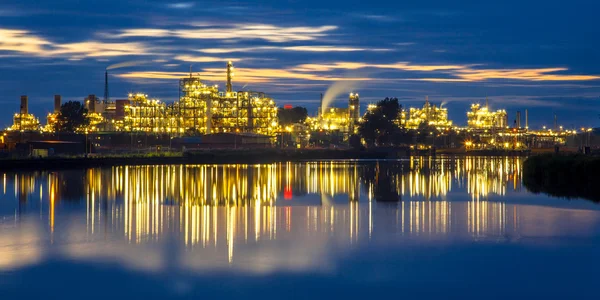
[48, 41, 149, 58]
[197, 45, 389, 54]
[453, 68, 600, 82]
[107, 24, 338, 43]
[0, 29, 51, 55]
[291, 62, 466, 72]
[174, 55, 241, 63]
[0, 28, 150, 59]
[118, 66, 372, 84]
[291, 61, 600, 82]
[167, 2, 195, 9]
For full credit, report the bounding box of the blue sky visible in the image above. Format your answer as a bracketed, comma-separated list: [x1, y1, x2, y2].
[0, 0, 598, 128]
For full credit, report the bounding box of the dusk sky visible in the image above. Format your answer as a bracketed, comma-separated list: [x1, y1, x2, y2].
[1, 0, 598, 128]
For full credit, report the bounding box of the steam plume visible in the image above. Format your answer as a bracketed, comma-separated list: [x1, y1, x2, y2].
[321, 80, 361, 113]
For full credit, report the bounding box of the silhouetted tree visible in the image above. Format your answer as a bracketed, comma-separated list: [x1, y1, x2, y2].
[55, 101, 89, 133]
[278, 106, 308, 126]
[349, 134, 363, 150]
[358, 98, 402, 147]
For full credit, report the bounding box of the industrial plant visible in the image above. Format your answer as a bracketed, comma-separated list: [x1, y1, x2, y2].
[1, 60, 596, 155]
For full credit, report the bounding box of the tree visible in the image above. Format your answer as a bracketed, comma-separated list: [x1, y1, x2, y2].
[349, 134, 363, 150]
[55, 101, 89, 133]
[278, 106, 308, 126]
[377, 97, 400, 121]
[357, 98, 402, 147]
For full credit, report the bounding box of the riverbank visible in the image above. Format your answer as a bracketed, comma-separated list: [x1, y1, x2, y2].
[523, 154, 600, 202]
[0, 149, 393, 171]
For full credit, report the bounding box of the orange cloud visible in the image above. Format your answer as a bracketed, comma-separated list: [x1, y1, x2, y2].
[0, 29, 51, 54]
[0, 28, 150, 59]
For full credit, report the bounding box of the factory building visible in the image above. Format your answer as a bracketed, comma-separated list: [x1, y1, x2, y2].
[308, 93, 359, 133]
[120, 62, 278, 135]
[9, 96, 40, 131]
[402, 97, 453, 130]
[467, 103, 508, 129]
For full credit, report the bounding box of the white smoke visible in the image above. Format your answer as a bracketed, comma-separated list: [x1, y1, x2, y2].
[106, 60, 149, 70]
[321, 80, 361, 113]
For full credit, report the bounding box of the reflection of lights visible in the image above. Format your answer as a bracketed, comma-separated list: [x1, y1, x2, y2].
[1, 157, 527, 266]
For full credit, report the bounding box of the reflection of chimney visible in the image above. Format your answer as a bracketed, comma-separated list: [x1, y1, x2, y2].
[20, 95, 28, 115]
[54, 95, 62, 113]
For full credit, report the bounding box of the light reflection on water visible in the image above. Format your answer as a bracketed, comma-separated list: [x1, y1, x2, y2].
[1, 157, 600, 298]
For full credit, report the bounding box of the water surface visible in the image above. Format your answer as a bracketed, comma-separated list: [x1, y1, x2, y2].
[1, 157, 599, 299]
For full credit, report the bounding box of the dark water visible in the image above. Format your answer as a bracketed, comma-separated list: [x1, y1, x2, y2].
[1, 157, 599, 299]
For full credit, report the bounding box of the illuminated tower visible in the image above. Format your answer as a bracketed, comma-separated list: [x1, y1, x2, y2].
[348, 93, 360, 133]
[348, 93, 360, 123]
[226, 61, 233, 94]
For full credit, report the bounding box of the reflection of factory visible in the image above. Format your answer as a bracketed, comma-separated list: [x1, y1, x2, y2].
[402, 97, 453, 130]
[7, 62, 278, 137]
[1, 157, 534, 261]
[307, 93, 360, 133]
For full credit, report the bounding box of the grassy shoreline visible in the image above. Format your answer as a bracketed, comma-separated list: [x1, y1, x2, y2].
[523, 154, 600, 202]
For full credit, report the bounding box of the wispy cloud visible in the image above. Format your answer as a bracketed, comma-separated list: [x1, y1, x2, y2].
[174, 55, 241, 63]
[292, 61, 600, 82]
[118, 66, 372, 83]
[196, 45, 389, 54]
[167, 2, 195, 9]
[0, 28, 150, 59]
[0, 29, 51, 54]
[107, 24, 338, 43]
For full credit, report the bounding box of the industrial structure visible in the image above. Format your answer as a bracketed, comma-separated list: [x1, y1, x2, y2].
[467, 103, 508, 129]
[9, 96, 40, 131]
[402, 97, 453, 130]
[307, 93, 360, 133]
[3, 64, 593, 153]
[7, 62, 278, 137]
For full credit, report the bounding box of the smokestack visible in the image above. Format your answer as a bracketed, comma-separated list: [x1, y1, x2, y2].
[54, 95, 62, 113]
[226, 61, 233, 93]
[525, 109, 529, 130]
[516, 111, 521, 129]
[319, 93, 324, 117]
[20, 95, 28, 115]
[554, 114, 558, 131]
[104, 70, 109, 102]
[87, 94, 96, 113]
[349, 93, 360, 123]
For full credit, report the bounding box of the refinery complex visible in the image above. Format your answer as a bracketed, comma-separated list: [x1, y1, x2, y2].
[2, 61, 595, 153]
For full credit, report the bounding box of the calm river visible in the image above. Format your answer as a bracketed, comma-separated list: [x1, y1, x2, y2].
[1, 157, 599, 299]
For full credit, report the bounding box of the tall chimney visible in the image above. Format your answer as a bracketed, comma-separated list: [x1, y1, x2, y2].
[54, 95, 62, 113]
[104, 70, 109, 102]
[20, 95, 28, 115]
[516, 111, 521, 129]
[226, 61, 233, 93]
[525, 109, 528, 130]
[87, 94, 96, 113]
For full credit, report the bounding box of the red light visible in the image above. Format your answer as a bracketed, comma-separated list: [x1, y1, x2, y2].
[284, 186, 292, 200]
[284, 104, 293, 109]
